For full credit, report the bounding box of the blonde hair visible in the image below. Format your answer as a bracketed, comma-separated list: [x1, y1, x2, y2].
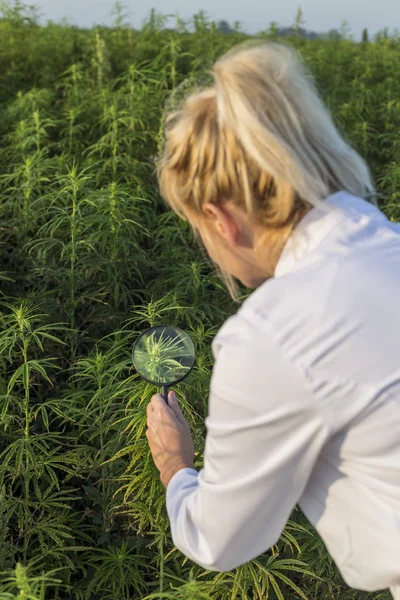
[156, 41, 375, 300]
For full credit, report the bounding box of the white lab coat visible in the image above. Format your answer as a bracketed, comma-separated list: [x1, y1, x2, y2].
[166, 191, 400, 598]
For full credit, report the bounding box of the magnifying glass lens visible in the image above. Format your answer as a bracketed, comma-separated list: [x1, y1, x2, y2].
[132, 325, 196, 404]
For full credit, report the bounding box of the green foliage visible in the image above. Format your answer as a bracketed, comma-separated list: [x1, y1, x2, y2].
[0, 1, 398, 598]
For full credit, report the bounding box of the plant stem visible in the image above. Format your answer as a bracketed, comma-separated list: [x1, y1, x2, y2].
[22, 339, 30, 564]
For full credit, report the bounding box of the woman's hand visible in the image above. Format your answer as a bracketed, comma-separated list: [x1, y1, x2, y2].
[146, 390, 195, 488]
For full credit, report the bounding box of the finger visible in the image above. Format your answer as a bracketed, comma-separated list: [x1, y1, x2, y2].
[151, 394, 170, 413]
[168, 391, 187, 425]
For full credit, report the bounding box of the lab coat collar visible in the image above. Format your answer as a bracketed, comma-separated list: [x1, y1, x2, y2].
[274, 191, 372, 279]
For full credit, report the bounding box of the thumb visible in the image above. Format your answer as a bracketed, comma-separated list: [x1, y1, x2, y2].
[168, 391, 186, 424]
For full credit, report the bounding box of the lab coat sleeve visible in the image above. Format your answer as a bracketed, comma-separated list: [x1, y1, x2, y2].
[166, 314, 331, 572]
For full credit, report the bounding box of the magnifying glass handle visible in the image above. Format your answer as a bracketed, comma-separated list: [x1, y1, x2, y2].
[162, 385, 169, 406]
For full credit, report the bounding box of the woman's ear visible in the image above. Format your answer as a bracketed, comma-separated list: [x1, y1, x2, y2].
[203, 203, 239, 245]
[202, 202, 219, 222]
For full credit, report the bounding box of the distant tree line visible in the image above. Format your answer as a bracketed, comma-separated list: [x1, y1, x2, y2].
[216, 19, 368, 41]
[1, 0, 393, 44]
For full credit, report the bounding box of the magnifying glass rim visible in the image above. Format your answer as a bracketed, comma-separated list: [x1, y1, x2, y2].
[132, 324, 196, 387]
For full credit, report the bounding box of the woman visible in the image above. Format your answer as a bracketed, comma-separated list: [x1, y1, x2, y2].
[145, 42, 400, 598]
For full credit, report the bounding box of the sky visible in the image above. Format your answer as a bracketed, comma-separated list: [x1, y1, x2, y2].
[33, 0, 399, 39]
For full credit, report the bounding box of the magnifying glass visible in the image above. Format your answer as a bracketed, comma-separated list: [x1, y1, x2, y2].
[132, 325, 196, 406]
